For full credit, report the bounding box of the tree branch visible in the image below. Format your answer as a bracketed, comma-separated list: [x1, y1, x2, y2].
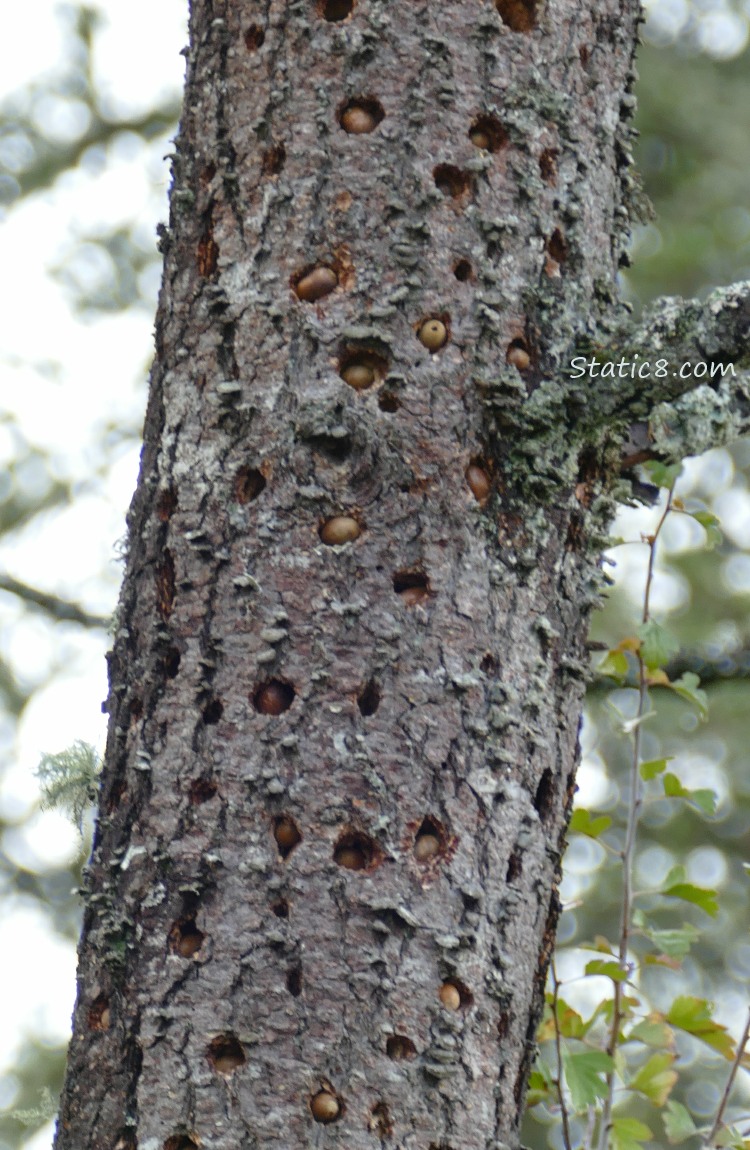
[580, 281, 750, 437]
[0, 575, 109, 629]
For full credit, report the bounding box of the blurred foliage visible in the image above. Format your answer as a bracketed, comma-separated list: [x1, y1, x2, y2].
[2, 1, 750, 1148]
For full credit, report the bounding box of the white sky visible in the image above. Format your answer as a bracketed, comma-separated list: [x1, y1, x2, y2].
[1, 0, 749, 1147]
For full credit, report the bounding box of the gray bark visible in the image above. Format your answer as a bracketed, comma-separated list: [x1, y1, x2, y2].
[52, 1, 699, 1148]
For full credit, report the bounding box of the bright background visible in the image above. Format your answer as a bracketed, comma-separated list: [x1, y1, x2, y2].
[1, 1, 750, 1148]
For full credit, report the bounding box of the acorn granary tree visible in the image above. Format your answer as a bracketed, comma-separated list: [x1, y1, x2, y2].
[52, 1, 750, 1149]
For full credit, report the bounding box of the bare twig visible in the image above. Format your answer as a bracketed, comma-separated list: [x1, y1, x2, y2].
[700, 1006, 750, 1149]
[0, 574, 109, 629]
[551, 958, 574, 1150]
[597, 485, 675, 1150]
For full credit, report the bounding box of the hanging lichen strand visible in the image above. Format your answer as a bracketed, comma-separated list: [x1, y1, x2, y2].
[54, 0, 643, 1147]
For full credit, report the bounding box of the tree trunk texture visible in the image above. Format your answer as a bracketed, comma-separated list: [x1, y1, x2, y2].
[55, 0, 641, 1148]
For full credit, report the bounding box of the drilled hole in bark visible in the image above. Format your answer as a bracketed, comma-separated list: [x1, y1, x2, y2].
[539, 147, 558, 184]
[495, 0, 537, 31]
[308, 431, 353, 463]
[310, 1089, 342, 1123]
[506, 339, 530, 371]
[480, 652, 497, 675]
[261, 141, 286, 176]
[293, 264, 338, 302]
[88, 993, 110, 1030]
[273, 814, 302, 858]
[271, 898, 289, 918]
[169, 917, 205, 957]
[339, 346, 388, 391]
[197, 226, 219, 277]
[189, 777, 218, 805]
[163, 645, 181, 679]
[234, 466, 266, 504]
[244, 23, 265, 50]
[129, 696, 143, 723]
[386, 1034, 417, 1060]
[254, 679, 295, 715]
[156, 550, 175, 619]
[334, 828, 380, 871]
[433, 163, 472, 199]
[320, 0, 353, 19]
[201, 698, 223, 725]
[468, 114, 508, 152]
[357, 679, 381, 716]
[163, 1137, 199, 1150]
[378, 391, 400, 412]
[414, 816, 445, 864]
[498, 1010, 511, 1039]
[369, 1102, 393, 1138]
[286, 964, 303, 996]
[506, 851, 523, 882]
[393, 570, 431, 605]
[534, 768, 555, 823]
[339, 97, 385, 134]
[207, 1033, 246, 1074]
[453, 257, 473, 281]
[156, 485, 177, 521]
[438, 978, 473, 1010]
[200, 162, 216, 185]
[546, 227, 567, 263]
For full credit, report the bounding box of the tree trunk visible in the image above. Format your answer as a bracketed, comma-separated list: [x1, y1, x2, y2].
[55, 1, 643, 1148]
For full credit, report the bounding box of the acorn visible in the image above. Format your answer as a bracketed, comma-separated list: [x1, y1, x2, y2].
[311, 1090, 341, 1123]
[335, 845, 366, 870]
[506, 344, 530, 371]
[255, 681, 294, 715]
[466, 464, 491, 502]
[99, 1006, 111, 1029]
[274, 817, 301, 851]
[295, 266, 338, 302]
[414, 833, 441, 862]
[341, 105, 378, 134]
[320, 516, 361, 545]
[439, 982, 461, 1011]
[470, 128, 491, 149]
[399, 586, 429, 606]
[176, 929, 204, 958]
[342, 362, 376, 390]
[418, 318, 448, 351]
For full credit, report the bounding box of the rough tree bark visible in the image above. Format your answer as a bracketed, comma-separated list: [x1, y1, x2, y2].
[53, 1, 750, 1149]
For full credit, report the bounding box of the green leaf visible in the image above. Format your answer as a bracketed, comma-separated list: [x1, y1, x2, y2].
[629, 1051, 678, 1106]
[610, 1116, 652, 1150]
[663, 881, 719, 917]
[642, 923, 700, 957]
[670, 672, 709, 719]
[662, 772, 717, 815]
[563, 1050, 613, 1112]
[628, 1017, 675, 1048]
[667, 996, 734, 1059]
[690, 509, 722, 549]
[599, 649, 630, 679]
[638, 621, 680, 670]
[663, 1100, 697, 1144]
[569, 809, 613, 839]
[640, 757, 670, 780]
[525, 1068, 552, 1108]
[644, 459, 683, 488]
[585, 958, 629, 982]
